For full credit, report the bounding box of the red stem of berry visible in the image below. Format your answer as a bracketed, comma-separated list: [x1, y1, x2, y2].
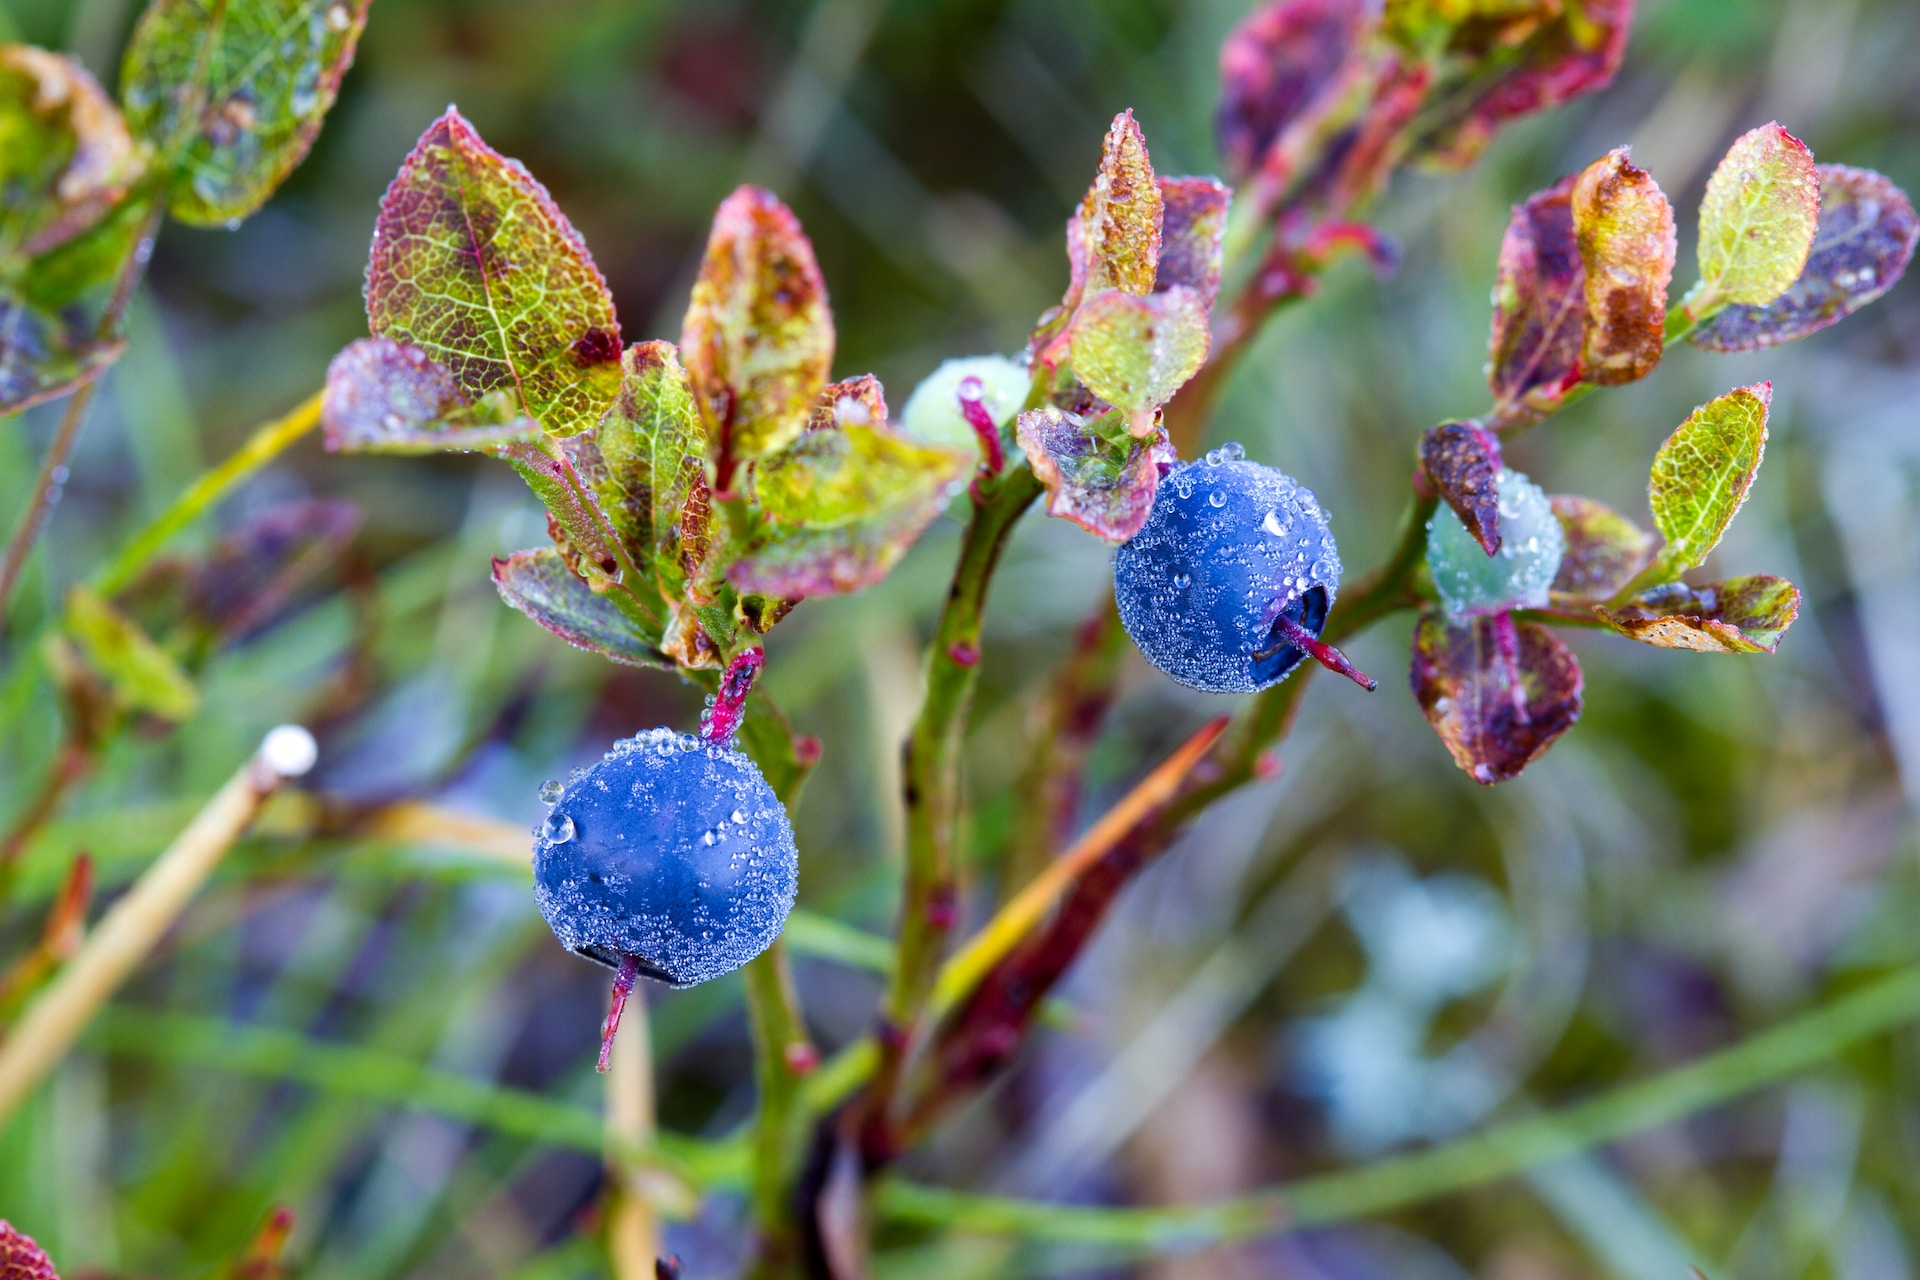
[702, 647, 766, 745]
[955, 377, 1005, 476]
[597, 952, 643, 1074]
[1263, 612, 1378, 691]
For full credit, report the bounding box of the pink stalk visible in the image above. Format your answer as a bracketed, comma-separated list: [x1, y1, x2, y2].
[597, 952, 643, 1074]
[701, 647, 766, 745]
[955, 377, 1006, 476]
[1261, 612, 1378, 691]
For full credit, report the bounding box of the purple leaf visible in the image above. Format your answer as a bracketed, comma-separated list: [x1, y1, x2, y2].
[1487, 173, 1583, 417]
[1692, 165, 1919, 352]
[1155, 176, 1231, 308]
[1411, 610, 1584, 784]
[1422, 421, 1503, 556]
[492, 548, 667, 668]
[1549, 495, 1655, 600]
[186, 499, 363, 641]
[1017, 405, 1175, 544]
[1597, 575, 1799, 654]
[1216, 0, 1372, 183]
[321, 338, 539, 454]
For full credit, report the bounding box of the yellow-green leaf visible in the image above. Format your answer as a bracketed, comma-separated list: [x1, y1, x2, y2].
[1692, 122, 1820, 314]
[594, 340, 710, 603]
[64, 584, 199, 722]
[1067, 286, 1209, 422]
[1076, 110, 1162, 299]
[1572, 146, 1674, 386]
[1648, 383, 1770, 573]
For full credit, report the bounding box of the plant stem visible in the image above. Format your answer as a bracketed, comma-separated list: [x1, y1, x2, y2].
[605, 984, 662, 1280]
[0, 726, 314, 1126]
[875, 962, 1920, 1247]
[865, 463, 1042, 1157]
[91, 388, 324, 596]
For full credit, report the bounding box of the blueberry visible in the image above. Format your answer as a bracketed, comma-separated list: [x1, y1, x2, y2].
[1426, 467, 1565, 619]
[1115, 450, 1373, 694]
[532, 727, 797, 989]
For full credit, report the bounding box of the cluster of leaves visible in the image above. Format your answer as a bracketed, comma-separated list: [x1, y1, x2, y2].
[1413, 123, 1916, 783]
[322, 110, 975, 671]
[0, 0, 369, 414]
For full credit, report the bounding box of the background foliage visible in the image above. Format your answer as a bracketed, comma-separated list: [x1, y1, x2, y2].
[3, 0, 1920, 1277]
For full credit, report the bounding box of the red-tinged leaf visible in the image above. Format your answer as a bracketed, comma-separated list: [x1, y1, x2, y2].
[1487, 173, 1582, 416]
[1411, 610, 1583, 784]
[321, 338, 540, 454]
[1549, 495, 1654, 600]
[1422, 421, 1503, 556]
[1648, 383, 1770, 573]
[1155, 176, 1231, 308]
[492, 548, 667, 668]
[0, 46, 144, 261]
[365, 108, 623, 436]
[493, 440, 627, 588]
[186, 499, 362, 641]
[119, 0, 370, 225]
[1572, 146, 1675, 386]
[1693, 165, 1919, 352]
[1691, 123, 1821, 314]
[1322, 54, 1433, 212]
[728, 386, 969, 599]
[591, 341, 709, 602]
[1217, 0, 1372, 182]
[1597, 574, 1799, 654]
[1067, 286, 1210, 423]
[1416, 0, 1633, 167]
[0, 1221, 58, 1280]
[1076, 111, 1162, 299]
[680, 186, 834, 476]
[1017, 405, 1175, 544]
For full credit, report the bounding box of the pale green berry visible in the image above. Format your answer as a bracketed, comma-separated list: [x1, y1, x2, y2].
[900, 355, 1028, 456]
[1427, 468, 1565, 619]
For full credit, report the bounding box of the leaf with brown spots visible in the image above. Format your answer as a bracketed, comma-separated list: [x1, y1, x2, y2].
[1597, 574, 1799, 654]
[119, 0, 370, 224]
[492, 548, 668, 669]
[1692, 166, 1918, 352]
[1411, 610, 1583, 785]
[681, 186, 835, 478]
[1648, 383, 1770, 574]
[1549, 495, 1654, 600]
[591, 341, 710, 603]
[1690, 122, 1820, 316]
[365, 109, 623, 438]
[1572, 146, 1674, 386]
[1422, 421, 1503, 555]
[1017, 405, 1175, 544]
[1076, 111, 1162, 300]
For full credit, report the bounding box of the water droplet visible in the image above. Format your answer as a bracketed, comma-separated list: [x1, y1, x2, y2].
[701, 830, 717, 846]
[1172, 572, 1191, 589]
[1261, 509, 1287, 536]
[1209, 490, 1227, 508]
[732, 808, 748, 824]
[539, 779, 564, 805]
[1221, 441, 1245, 461]
[1205, 449, 1223, 466]
[542, 812, 575, 844]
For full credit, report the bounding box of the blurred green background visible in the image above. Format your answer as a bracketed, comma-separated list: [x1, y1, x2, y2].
[2, 0, 1919, 1277]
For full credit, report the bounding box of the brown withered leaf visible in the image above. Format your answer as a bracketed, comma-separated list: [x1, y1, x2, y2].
[1422, 421, 1503, 555]
[1572, 146, 1675, 386]
[1487, 173, 1582, 416]
[1411, 610, 1583, 784]
[1597, 574, 1799, 654]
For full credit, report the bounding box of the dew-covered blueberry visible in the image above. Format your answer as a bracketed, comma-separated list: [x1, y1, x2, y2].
[533, 649, 797, 1070]
[1114, 448, 1375, 694]
[1426, 467, 1565, 619]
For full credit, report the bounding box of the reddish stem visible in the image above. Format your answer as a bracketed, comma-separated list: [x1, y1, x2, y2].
[1489, 610, 1530, 725]
[701, 647, 766, 745]
[597, 952, 643, 1074]
[955, 377, 1005, 476]
[1261, 612, 1378, 691]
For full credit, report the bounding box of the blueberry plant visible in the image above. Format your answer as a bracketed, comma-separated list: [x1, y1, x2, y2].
[2, 0, 1918, 1277]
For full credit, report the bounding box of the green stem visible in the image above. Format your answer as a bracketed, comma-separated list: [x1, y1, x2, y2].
[875, 962, 1920, 1247]
[742, 938, 810, 1261]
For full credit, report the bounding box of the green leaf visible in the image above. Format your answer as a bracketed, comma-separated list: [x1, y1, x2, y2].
[727, 380, 969, 599]
[119, 0, 370, 225]
[1692, 165, 1919, 352]
[491, 548, 667, 668]
[1648, 383, 1770, 573]
[1692, 122, 1820, 315]
[1067, 287, 1209, 426]
[493, 439, 628, 592]
[1548, 495, 1654, 600]
[365, 108, 624, 437]
[0, 45, 144, 262]
[320, 337, 539, 454]
[1410, 610, 1583, 785]
[1596, 574, 1799, 654]
[1572, 146, 1674, 386]
[680, 185, 834, 477]
[1017, 405, 1174, 544]
[64, 584, 199, 721]
[1075, 110, 1162, 300]
[594, 340, 711, 603]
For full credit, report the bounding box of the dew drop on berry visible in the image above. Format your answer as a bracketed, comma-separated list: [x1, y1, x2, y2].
[539, 779, 564, 805]
[1173, 571, 1191, 589]
[1209, 490, 1227, 508]
[543, 811, 575, 844]
[1262, 510, 1287, 537]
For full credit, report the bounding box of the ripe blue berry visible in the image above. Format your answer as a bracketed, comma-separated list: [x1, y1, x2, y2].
[1115, 449, 1373, 694]
[1426, 467, 1565, 619]
[533, 727, 797, 989]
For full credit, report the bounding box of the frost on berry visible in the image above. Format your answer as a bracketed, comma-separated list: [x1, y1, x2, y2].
[900, 355, 1029, 456]
[0, 1221, 58, 1280]
[1411, 611, 1583, 785]
[1114, 452, 1351, 694]
[1427, 469, 1564, 620]
[1692, 165, 1919, 353]
[532, 728, 798, 990]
